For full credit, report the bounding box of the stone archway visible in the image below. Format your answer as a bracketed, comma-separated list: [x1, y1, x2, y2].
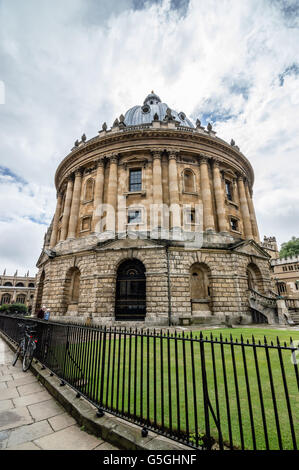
[115, 259, 146, 321]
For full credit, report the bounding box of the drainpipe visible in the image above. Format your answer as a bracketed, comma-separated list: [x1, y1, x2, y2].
[166, 244, 172, 327]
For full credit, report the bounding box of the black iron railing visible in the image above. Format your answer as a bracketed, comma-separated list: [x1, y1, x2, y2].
[0, 314, 298, 450]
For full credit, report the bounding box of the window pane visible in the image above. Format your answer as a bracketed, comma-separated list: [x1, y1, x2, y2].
[225, 181, 233, 200]
[128, 210, 141, 224]
[129, 169, 142, 191]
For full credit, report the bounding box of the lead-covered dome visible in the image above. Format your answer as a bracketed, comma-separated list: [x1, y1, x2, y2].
[124, 92, 195, 128]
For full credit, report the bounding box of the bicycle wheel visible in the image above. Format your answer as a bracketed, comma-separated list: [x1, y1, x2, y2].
[12, 339, 25, 366]
[22, 343, 34, 372]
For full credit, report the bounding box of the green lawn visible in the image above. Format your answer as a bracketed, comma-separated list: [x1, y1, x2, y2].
[57, 327, 299, 450]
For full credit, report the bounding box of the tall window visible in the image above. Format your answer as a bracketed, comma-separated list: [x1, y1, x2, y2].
[278, 282, 287, 294]
[230, 218, 238, 231]
[84, 179, 94, 201]
[183, 169, 195, 193]
[225, 180, 233, 201]
[129, 169, 142, 192]
[1, 293, 11, 304]
[16, 294, 26, 304]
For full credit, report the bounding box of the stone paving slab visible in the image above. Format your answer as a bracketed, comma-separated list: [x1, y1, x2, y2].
[48, 412, 76, 431]
[17, 381, 44, 396]
[0, 407, 33, 432]
[0, 399, 14, 411]
[7, 420, 53, 448]
[34, 425, 102, 450]
[28, 398, 65, 422]
[12, 390, 52, 408]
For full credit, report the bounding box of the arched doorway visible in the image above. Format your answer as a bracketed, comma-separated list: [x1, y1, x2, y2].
[115, 259, 146, 320]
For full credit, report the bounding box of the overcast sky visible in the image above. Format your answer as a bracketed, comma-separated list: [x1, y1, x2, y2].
[0, 0, 298, 276]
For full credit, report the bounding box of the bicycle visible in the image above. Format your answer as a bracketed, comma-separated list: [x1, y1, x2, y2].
[12, 322, 38, 371]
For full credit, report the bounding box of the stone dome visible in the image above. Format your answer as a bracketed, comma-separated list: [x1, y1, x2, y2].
[124, 92, 195, 128]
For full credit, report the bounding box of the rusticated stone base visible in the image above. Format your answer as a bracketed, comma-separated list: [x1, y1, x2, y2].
[34, 235, 275, 327]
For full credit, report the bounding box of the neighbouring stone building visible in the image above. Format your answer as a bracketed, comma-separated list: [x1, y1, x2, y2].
[0, 270, 36, 310]
[34, 92, 289, 326]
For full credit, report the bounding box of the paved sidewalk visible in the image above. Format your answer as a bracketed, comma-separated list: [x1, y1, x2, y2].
[0, 337, 119, 450]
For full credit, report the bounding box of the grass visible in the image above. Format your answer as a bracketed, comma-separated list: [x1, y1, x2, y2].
[51, 327, 299, 450]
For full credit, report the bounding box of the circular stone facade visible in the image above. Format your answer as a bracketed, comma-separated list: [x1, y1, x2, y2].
[34, 94, 274, 326]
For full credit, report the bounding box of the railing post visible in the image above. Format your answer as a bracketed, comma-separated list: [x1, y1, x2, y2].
[199, 332, 211, 449]
[61, 324, 70, 386]
[97, 325, 107, 417]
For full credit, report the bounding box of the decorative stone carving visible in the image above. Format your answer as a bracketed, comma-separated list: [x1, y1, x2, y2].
[81, 134, 86, 143]
[102, 122, 107, 131]
[230, 139, 235, 146]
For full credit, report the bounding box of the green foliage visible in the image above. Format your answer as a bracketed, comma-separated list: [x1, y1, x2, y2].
[280, 236, 299, 258]
[0, 303, 28, 314]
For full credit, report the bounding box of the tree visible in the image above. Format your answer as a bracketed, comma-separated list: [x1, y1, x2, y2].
[279, 236, 299, 258]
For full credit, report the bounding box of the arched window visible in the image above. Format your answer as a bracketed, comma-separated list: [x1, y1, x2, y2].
[28, 283, 35, 288]
[16, 282, 24, 287]
[115, 259, 146, 320]
[84, 178, 94, 201]
[246, 263, 264, 293]
[16, 294, 26, 304]
[183, 169, 196, 193]
[4, 282, 12, 286]
[1, 293, 11, 305]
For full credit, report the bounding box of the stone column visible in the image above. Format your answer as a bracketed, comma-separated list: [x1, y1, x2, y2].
[92, 158, 105, 233]
[60, 176, 74, 241]
[49, 191, 63, 248]
[199, 156, 215, 231]
[152, 149, 163, 228]
[67, 169, 83, 239]
[168, 150, 181, 228]
[245, 181, 260, 243]
[106, 154, 118, 233]
[212, 159, 229, 232]
[237, 176, 253, 240]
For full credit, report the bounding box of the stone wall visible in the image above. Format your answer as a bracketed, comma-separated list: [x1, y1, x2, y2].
[34, 241, 273, 327]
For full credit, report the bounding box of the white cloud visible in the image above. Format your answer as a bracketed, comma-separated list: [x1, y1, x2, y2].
[0, 0, 299, 274]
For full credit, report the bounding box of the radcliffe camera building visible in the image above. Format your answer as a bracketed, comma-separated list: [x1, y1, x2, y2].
[33, 92, 294, 326]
